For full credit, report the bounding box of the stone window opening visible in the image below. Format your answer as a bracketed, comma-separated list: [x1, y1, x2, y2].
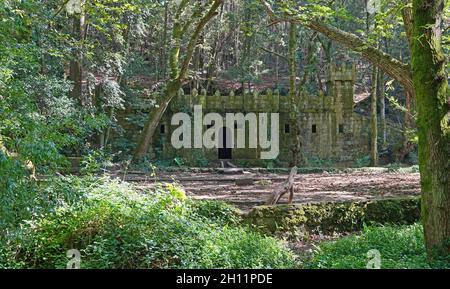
[160, 124, 166, 134]
[284, 123, 290, 134]
[339, 124, 344, 134]
[312, 124, 317, 134]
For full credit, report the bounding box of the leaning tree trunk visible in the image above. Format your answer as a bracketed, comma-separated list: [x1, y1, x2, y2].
[132, 0, 223, 162]
[259, 0, 415, 99]
[132, 80, 181, 160]
[411, 0, 450, 260]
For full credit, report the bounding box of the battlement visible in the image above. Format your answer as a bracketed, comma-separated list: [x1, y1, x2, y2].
[162, 63, 357, 113]
[328, 63, 356, 82]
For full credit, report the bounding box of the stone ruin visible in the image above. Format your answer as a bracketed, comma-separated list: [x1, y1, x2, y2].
[118, 64, 402, 166]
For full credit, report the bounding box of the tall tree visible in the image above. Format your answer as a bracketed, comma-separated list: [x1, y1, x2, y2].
[378, 70, 387, 147]
[411, 0, 450, 259]
[370, 64, 379, 166]
[68, 7, 85, 105]
[288, 21, 300, 166]
[367, 0, 379, 166]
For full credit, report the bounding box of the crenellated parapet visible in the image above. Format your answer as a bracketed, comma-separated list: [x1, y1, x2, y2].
[170, 88, 283, 113]
[168, 63, 356, 114]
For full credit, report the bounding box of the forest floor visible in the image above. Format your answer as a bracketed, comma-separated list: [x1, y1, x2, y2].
[113, 168, 421, 211]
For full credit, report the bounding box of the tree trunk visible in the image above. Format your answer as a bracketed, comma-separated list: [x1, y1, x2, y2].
[288, 21, 300, 167]
[161, 2, 169, 80]
[266, 166, 297, 205]
[378, 70, 387, 147]
[411, 0, 450, 260]
[367, 5, 378, 167]
[132, 0, 223, 162]
[133, 80, 181, 161]
[370, 65, 379, 166]
[69, 14, 85, 105]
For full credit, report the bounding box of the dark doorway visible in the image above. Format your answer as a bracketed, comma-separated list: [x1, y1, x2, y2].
[218, 127, 232, 159]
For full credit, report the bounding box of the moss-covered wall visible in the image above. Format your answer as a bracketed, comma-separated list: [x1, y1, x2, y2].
[241, 197, 421, 236]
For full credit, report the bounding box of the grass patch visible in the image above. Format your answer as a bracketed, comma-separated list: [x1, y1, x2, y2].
[305, 224, 449, 269]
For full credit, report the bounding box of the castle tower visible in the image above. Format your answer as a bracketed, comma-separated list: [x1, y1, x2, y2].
[327, 63, 356, 113]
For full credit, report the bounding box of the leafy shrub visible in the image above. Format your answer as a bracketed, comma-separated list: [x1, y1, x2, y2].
[1, 177, 297, 269]
[354, 155, 371, 167]
[305, 156, 334, 168]
[305, 224, 449, 269]
[0, 175, 89, 232]
[80, 149, 113, 175]
[386, 162, 402, 172]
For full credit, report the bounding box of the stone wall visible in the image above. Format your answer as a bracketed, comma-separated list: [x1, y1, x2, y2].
[241, 197, 421, 236]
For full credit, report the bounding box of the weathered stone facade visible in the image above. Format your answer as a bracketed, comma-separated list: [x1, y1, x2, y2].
[151, 64, 378, 166]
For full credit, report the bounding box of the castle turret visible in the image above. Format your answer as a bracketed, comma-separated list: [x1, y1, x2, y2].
[327, 63, 356, 112]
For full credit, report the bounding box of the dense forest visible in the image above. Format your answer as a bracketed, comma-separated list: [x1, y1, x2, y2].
[0, 0, 449, 270]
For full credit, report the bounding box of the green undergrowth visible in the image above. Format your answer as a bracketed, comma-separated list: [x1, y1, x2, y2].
[0, 176, 297, 269]
[305, 224, 449, 269]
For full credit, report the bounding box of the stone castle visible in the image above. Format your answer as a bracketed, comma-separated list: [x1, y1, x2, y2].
[145, 64, 383, 166]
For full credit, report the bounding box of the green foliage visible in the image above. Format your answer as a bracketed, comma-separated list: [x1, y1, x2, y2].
[0, 175, 86, 233]
[1, 177, 297, 269]
[80, 149, 113, 175]
[0, 0, 111, 218]
[306, 224, 449, 269]
[304, 155, 334, 168]
[173, 156, 185, 167]
[164, 183, 187, 202]
[354, 155, 371, 167]
[0, 172, 33, 231]
[386, 162, 402, 172]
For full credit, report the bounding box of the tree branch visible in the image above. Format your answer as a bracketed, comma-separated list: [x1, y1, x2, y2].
[401, 0, 413, 47]
[259, 46, 288, 61]
[52, 0, 71, 18]
[178, 0, 223, 81]
[258, 0, 415, 97]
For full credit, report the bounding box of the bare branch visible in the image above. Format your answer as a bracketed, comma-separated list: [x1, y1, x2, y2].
[259, 46, 288, 61]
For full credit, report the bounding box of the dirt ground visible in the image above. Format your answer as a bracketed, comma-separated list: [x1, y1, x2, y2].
[115, 169, 421, 210]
